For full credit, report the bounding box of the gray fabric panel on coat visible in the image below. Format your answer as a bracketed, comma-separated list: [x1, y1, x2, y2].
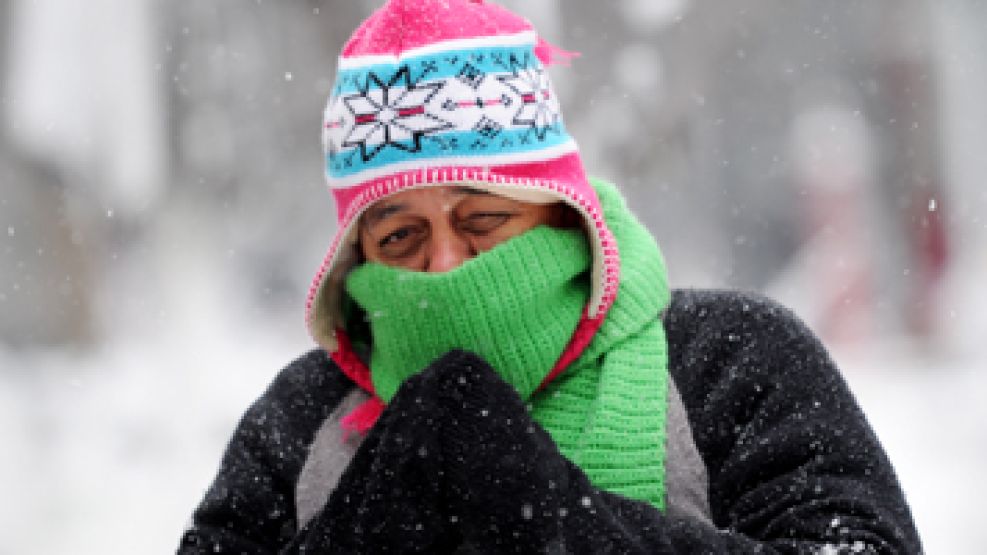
[295, 387, 370, 530]
[295, 378, 712, 530]
[663, 377, 713, 524]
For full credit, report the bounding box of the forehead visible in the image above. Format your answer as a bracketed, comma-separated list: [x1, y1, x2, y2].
[383, 185, 486, 203]
[362, 186, 505, 224]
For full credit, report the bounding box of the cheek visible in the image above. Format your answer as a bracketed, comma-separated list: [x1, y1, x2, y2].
[518, 207, 558, 232]
[471, 236, 500, 253]
[358, 230, 377, 262]
[360, 230, 416, 268]
[390, 255, 428, 271]
[539, 204, 570, 228]
[471, 216, 539, 252]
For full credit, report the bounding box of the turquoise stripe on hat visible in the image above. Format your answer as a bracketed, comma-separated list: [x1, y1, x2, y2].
[328, 124, 571, 179]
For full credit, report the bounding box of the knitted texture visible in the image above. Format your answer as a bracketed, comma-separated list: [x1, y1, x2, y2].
[532, 178, 671, 508]
[345, 225, 590, 402]
[345, 178, 671, 509]
[183, 291, 924, 553]
[306, 0, 620, 357]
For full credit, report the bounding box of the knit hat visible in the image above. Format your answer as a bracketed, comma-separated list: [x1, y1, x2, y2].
[306, 0, 619, 356]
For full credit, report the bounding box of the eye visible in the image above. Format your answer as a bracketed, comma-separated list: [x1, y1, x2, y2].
[379, 227, 409, 247]
[378, 224, 426, 257]
[458, 212, 514, 235]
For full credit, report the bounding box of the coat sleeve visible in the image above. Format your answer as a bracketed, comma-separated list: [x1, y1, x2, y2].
[177, 349, 354, 554]
[644, 289, 924, 553]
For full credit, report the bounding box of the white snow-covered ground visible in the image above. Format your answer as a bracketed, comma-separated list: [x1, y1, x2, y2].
[1, 322, 982, 554]
[835, 345, 987, 555]
[0, 307, 307, 555]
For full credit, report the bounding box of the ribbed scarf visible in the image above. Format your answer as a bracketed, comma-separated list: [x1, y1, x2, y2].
[344, 179, 670, 508]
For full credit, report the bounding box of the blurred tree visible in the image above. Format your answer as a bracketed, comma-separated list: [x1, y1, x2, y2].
[163, 0, 370, 318]
[557, 0, 947, 343]
[1, 0, 96, 348]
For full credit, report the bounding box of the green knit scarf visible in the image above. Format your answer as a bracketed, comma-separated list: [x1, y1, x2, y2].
[344, 179, 670, 509]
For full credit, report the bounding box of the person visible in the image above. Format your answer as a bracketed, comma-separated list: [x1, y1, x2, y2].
[178, 0, 922, 552]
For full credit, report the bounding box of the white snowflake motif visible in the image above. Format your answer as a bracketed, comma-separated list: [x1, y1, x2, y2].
[342, 66, 452, 161]
[498, 56, 560, 140]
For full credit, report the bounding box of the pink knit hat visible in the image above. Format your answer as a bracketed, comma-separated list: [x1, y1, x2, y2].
[307, 0, 619, 397]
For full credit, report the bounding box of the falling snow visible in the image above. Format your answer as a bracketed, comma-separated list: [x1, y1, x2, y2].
[3, 0, 986, 553]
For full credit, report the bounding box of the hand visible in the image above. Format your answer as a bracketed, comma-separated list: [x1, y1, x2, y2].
[313, 363, 457, 553]
[427, 351, 580, 550]
[311, 350, 593, 553]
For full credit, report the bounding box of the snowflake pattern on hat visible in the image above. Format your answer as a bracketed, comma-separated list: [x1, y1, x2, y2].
[339, 67, 452, 162]
[309, 0, 620, 364]
[324, 40, 569, 184]
[497, 53, 560, 139]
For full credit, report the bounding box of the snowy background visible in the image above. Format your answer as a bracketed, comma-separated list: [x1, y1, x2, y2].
[2, 0, 985, 553]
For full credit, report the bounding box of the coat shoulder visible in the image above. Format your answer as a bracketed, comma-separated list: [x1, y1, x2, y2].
[263, 348, 352, 402]
[663, 288, 826, 386]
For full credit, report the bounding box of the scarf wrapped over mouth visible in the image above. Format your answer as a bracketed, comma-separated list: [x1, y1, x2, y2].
[345, 225, 591, 403]
[344, 179, 671, 509]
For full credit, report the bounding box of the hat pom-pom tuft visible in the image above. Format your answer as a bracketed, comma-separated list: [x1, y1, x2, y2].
[535, 36, 580, 67]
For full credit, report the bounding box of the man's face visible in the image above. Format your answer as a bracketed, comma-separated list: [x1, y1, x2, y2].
[358, 186, 569, 273]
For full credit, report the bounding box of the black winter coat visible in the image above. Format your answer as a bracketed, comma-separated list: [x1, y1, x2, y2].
[178, 290, 922, 553]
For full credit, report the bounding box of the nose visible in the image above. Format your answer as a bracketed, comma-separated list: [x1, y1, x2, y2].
[426, 228, 473, 273]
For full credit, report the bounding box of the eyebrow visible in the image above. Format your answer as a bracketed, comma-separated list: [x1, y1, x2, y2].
[363, 202, 406, 227]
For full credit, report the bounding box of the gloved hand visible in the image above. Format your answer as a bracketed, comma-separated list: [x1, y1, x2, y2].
[426, 350, 597, 553]
[296, 358, 457, 553]
[297, 350, 608, 554]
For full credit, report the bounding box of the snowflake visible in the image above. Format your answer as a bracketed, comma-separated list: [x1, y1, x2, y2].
[497, 54, 560, 140]
[342, 66, 452, 162]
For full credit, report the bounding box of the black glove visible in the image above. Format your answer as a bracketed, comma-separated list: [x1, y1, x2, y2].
[431, 350, 679, 554]
[424, 351, 567, 544]
[288, 359, 458, 553]
[292, 350, 644, 554]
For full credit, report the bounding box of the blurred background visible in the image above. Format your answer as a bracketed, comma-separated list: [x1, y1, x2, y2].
[1, 0, 984, 552]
